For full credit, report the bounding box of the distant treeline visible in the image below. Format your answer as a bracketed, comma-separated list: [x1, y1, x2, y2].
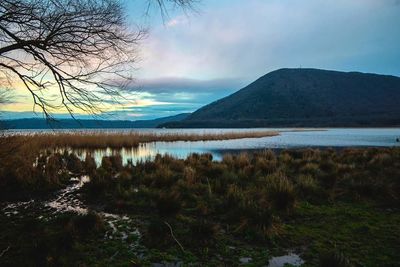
[1, 113, 190, 129]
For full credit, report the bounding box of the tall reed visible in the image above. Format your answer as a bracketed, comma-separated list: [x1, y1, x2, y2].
[5, 130, 279, 150]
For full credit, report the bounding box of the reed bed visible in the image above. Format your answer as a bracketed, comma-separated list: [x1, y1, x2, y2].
[7, 130, 279, 149]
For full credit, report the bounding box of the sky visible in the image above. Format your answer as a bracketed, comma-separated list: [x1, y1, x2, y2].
[1, 0, 400, 120]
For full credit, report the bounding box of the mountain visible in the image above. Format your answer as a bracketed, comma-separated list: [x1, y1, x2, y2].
[1, 113, 190, 129]
[161, 68, 400, 128]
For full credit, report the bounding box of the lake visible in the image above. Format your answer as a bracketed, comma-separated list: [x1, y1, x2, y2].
[17, 128, 398, 165]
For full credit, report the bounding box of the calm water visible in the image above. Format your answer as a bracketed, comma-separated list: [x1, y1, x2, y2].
[31, 128, 400, 164]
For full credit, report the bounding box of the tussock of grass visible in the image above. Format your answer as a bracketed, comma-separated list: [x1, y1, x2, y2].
[264, 172, 295, 212]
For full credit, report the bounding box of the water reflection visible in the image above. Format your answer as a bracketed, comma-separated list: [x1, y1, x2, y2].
[66, 142, 211, 165]
[62, 128, 400, 165]
[71, 145, 158, 165]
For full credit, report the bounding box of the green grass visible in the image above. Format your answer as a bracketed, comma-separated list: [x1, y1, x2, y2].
[280, 202, 400, 266]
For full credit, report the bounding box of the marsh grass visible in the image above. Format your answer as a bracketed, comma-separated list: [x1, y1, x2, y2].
[0, 138, 84, 199]
[1, 144, 400, 265]
[6, 130, 279, 150]
[79, 148, 400, 264]
[0, 211, 106, 267]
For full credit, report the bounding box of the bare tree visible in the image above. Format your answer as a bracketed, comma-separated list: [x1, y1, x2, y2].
[0, 89, 9, 105]
[0, 88, 11, 121]
[149, 0, 197, 19]
[0, 89, 12, 157]
[0, 0, 195, 119]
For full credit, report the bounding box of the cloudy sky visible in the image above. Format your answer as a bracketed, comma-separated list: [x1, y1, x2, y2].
[2, 0, 400, 120]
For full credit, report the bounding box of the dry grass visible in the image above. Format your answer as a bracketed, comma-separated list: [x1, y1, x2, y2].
[4, 130, 279, 149]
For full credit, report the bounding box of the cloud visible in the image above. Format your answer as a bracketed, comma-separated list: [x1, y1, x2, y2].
[131, 77, 245, 94]
[2, 77, 246, 120]
[109, 77, 247, 119]
[4, 0, 400, 120]
[138, 0, 400, 81]
[125, 77, 245, 106]
[166, 16, 188, 28]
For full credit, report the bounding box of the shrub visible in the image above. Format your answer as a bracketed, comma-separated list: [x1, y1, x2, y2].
[254, 157, 277, 175]
[345, 173, 374, 200]
[84, 153, 97, 176]
[101, 156, 112, 172]
[156, 191, 181, 217]
[320, 172, 339, 190]
[230, 200, 273, 238]
[302, 149, 321, 162]
[144, 218, 170, 247]
[45, 153, 63, 179]
[183, 166, 197, 184]
[185, 153, 201, 166]
[44, 153, 72, 188]
[265, 172, 295, 212]
[155, 153, 176, 166]
[296, 174, 320, 199]
[195, 198, 212, 215]
[368, 153, 392, 168]
[152, 165, 175, 188]
[189, 219, 218, 243]
[319, 249, 352, 267]
[203, 164, 226, 180]
[84, 167, 111, 195]
[67, 212, 104, 237]
[222, 154, 235, 170]
[320, 158, 338, 173]
[66, 153, 83, 174]
[300, 162, 321, 176]
[117, 170, 133, 187]
[225, 184, 245, 208]
[245, 201, 273, 231]
[261, 149, 276, 161]
[109, 154, 123, 172]
[10, 156, 36, 189]
[235, 153, 250, 170]
[199, 153, 213, 166]
[168, 158, 185, 172]
[278, 152, 293, 165]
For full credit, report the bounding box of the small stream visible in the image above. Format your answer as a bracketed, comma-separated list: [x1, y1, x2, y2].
[45, 176, 90, 214]
[1, 175, 142, 251]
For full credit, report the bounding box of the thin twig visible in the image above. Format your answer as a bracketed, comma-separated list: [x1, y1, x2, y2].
[109, 250, 119, 261]
[164, 221, 185, 253]
[0, 246, 10, 258]
[206, 177, 212, 195]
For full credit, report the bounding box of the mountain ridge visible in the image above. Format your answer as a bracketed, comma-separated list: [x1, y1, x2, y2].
[160, 68, 400, 128]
